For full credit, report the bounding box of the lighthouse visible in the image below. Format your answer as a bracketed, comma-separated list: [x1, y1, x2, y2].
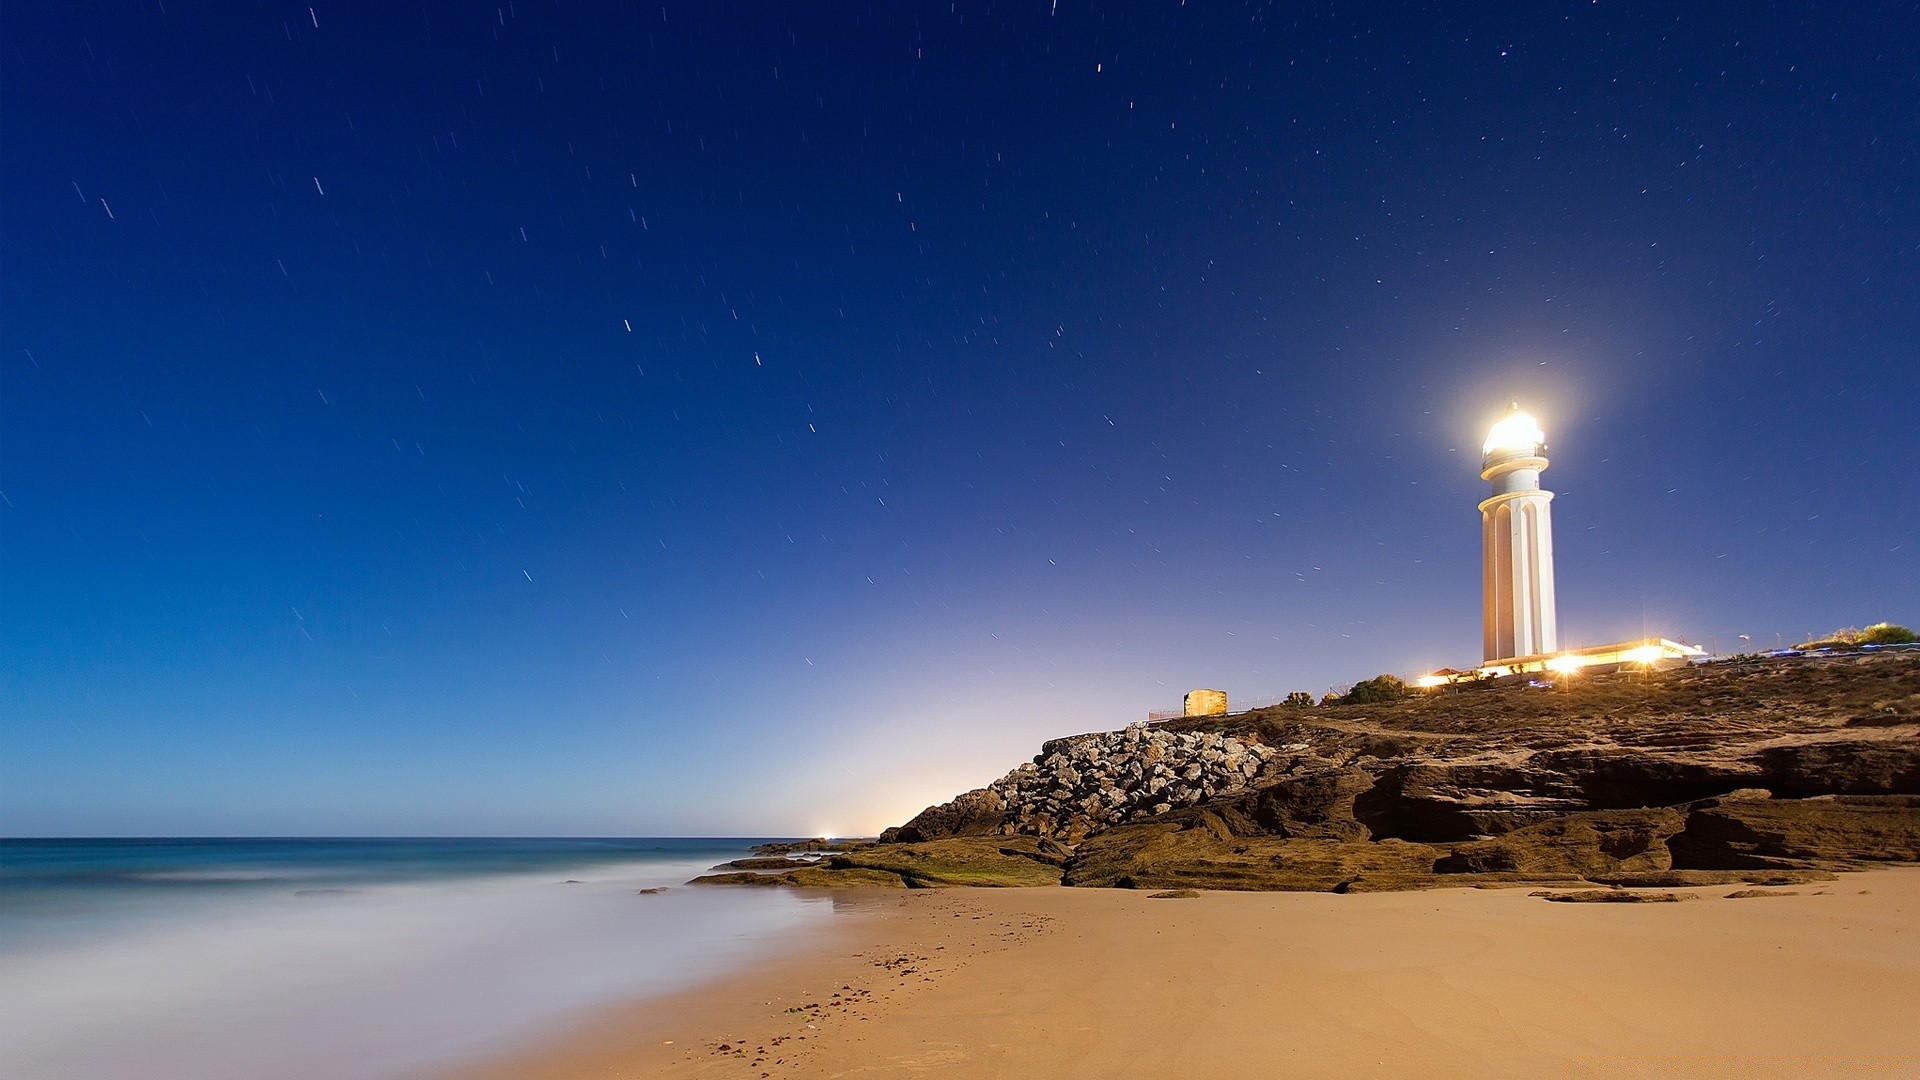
[1415, 404, 1705, 688]
[1480, 404, 1558, 662]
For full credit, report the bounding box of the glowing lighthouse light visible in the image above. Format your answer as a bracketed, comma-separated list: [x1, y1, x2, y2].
[1483, 408, 1546, 456]
[1480, 403, 1558, 663]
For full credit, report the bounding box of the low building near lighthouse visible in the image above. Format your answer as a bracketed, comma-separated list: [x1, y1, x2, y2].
[1183, 689, 1228, 717]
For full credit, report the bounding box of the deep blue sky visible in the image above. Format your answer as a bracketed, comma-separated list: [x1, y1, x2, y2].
[4, 1, 1916, 836]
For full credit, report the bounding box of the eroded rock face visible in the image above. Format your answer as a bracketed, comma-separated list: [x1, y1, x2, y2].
[1667, 794, 1920, 868]
[877, 788, 1006, 844]
[883, 725, 1279, 844]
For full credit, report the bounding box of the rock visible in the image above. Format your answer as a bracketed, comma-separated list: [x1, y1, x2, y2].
[1668, 794, 1920, 869]
[687, 871, 795, 887]
[1434, 809, 1685, 877]
[785, 867, 909, 888]
[1586, 869, 1835, 888]
[1725, 888, 1799, 898]
[719, 857, 815, 870]
[688, 866, 908, 888]
[1147, 889, 1201, 898]
[1197, 767, 1375, 841]
[750, 839, 833, 855]
[866, 653, 1920, 893]
[636, 887, 667, 895]
[1539, 890, 1698, 903]
[880, 788, 1007, 844]
[1063, 811, 1445, 892]
[826, 836, 1065, 888]
[881, 726, 1281, 844]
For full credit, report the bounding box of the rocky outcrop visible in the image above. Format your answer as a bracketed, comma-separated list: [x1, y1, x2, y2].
[1667, 793, 1920, 869]
[883, 725, 1279, 844]
[1540, 890, 1697, 903]
[878, 788, 1007, 843]
[721, 653, 1920, 893]
[749, 838, 868, 855]
[1433, 808, 1686, 877]
[691, 836, 1066, 889]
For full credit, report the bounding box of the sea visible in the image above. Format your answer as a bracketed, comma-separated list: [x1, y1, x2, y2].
[0, 837, 838, 1080]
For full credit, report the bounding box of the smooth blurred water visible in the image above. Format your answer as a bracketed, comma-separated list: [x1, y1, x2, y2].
[0, 838, 833, 1080]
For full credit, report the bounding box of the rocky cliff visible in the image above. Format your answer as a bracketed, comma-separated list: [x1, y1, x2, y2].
[696, 651, 1920, 892]
[879, 727, 1280, 844]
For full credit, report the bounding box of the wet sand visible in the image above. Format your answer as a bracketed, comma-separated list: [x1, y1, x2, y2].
[447, 868, 1920, 1079]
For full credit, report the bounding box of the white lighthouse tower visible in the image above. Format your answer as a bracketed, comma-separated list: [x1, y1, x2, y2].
[1480, 404, 1558, 662]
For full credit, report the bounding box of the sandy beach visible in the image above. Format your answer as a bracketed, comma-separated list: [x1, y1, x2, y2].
[448, 868, 1920, 1080]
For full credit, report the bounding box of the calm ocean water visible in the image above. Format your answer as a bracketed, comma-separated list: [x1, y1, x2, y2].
[0, 838, 836, 1080]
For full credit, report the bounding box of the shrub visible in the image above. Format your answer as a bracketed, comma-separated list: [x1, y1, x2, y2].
[1283, 691, 1315, 708]
[1339, 674, 1410, 705]
[1796, 622, 1917, 649]
[1861, 622, 1917, 645]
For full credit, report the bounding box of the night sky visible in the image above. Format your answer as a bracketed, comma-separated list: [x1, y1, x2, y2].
[5, 2, 1916, 837]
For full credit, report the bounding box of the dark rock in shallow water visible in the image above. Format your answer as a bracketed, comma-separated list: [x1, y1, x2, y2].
[636, 887, 667, 895]
[720, 857, 817, 870]
[688, 871, 793, 887]
[749, 839, 833, 855]
[784, 867, 907, 888]
[690, 837, 1063, 889]
[824, 836, 1064, 888]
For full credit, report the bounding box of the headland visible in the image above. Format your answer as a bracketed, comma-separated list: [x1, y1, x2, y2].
[703, 650, 1920, 894]
[449, 651, 1920, 1078]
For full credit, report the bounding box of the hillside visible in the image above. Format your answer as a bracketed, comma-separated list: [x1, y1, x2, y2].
[697, 652, 1920, 892]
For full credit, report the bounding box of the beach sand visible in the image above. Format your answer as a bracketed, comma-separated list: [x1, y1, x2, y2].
[448, 867, 1920, 1079]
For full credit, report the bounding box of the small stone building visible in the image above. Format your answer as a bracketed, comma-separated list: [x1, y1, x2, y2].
[1183, 688, 1228, 717]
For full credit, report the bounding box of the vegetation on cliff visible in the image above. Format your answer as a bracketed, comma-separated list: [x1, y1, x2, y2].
[1797, 622, 1918, 649]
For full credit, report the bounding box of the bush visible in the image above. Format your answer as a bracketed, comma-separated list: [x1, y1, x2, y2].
[1283, 691, 1315, 708]
[1796, 622, 1917, 650]
[1861, 622, 1918, 645]
[1339, 674, 1410, 705]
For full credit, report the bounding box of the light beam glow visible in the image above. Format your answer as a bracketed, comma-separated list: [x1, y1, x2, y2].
[1483, 407, 1546, 456]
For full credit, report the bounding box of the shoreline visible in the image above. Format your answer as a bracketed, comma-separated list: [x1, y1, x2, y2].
[443, 867, 1920, 1079]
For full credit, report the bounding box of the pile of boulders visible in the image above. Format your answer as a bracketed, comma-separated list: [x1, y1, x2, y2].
[885, 723, 1280, 844]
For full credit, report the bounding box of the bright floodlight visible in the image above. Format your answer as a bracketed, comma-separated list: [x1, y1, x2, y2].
[1483, 406, 1546, 456]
